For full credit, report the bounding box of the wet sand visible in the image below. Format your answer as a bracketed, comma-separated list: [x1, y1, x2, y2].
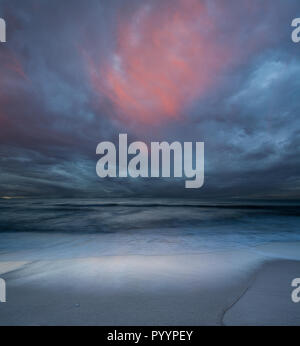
[224, 260, 300, 325]
[0, 235, 299, 325]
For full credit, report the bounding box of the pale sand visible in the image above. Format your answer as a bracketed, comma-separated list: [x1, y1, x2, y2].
[0, 239, 299, 325]
[223, 260, 300, 325]
[0, 262, 28, 276]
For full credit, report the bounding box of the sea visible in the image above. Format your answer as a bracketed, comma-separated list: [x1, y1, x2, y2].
[1, 198, 300, 259]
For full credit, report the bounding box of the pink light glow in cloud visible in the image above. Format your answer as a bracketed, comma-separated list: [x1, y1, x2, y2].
[87, 0, 230, 124]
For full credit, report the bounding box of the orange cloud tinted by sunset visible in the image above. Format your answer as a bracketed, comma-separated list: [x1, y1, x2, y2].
[88, 0, 229, 124]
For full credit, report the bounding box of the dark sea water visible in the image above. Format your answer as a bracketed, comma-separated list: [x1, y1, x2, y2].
[1, 199, 300, 252]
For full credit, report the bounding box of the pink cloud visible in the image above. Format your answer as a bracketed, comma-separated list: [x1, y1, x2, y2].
[87, 0, 231, 124]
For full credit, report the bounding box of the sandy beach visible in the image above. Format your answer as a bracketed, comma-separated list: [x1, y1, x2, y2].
[1, 0, 300, 329]
[224, 260, 300, 325]
[0, 233, 299, 326]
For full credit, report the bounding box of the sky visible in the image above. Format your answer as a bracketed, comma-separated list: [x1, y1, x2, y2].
[0, 0, 300, 199]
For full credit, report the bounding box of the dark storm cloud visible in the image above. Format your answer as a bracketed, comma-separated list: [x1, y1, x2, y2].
[0, 0, 300, 199]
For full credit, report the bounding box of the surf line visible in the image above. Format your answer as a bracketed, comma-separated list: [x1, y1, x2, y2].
[96, 134, 204, 189]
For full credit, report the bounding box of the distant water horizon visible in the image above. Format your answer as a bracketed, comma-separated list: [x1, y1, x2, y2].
[0, 198, 300, 256]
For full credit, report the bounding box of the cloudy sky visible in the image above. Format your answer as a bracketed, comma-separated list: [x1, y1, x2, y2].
[0, 0, 300, 199]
